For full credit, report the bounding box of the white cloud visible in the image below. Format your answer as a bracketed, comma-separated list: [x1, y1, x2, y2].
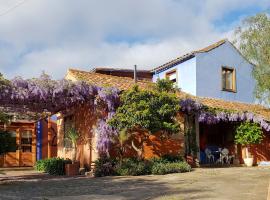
[0, 0, 269, 79]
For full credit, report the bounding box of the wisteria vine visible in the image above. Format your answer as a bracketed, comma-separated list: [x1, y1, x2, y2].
[0, 73, 121, 154]
[180, 98, 270, 131]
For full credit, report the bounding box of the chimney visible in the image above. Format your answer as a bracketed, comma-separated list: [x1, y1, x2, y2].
[134, 65, 137, 83]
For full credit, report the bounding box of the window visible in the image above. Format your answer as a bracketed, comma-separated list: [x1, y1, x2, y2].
[21, 131, 32, 152]
[222, 67, 236, 92]
[166, 70, 177, 86]
[64, 115, 75, 148]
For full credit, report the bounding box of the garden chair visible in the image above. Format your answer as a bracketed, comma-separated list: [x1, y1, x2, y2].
[205, 148, 214, 164]
[220, 148, 229, 164]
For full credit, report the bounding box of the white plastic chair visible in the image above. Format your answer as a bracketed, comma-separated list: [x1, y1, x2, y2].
[220, 148, 229, 164]
[205, 148, 214, 163]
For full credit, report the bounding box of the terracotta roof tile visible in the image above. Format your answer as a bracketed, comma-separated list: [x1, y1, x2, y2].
[67, 69, 270, 120]
[176, 91, 270, 121]
[199, 97, 270, 121]
[67, 68, 153, 90]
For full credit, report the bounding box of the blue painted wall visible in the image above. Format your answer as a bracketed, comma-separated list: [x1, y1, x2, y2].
[153, 57, 197, 96]
[152, 41, 256, 104]
[36, 121, 42, 160]
[195, 41, 255, 103]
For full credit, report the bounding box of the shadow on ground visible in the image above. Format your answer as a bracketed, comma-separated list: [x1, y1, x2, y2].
[0, 175, 210, 200]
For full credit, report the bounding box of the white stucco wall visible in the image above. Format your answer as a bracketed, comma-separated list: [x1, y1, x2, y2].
[152, 57, 197, 95]
[195, 41, 255, 103]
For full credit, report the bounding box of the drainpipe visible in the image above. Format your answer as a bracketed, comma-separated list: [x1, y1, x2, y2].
[134, 65, 137, 83]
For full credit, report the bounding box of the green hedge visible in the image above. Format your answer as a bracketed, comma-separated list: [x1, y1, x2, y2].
[115, 158, 152, 176]
[94, 155, 191, 177]
[151, 162, 191, 175]
[35, 158, 72, 175]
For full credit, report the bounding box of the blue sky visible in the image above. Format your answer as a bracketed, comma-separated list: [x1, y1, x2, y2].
[0, 0, 269, 79]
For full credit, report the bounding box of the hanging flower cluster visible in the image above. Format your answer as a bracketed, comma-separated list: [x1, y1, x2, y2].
[180, 98, 270, 131]
[0, 73, 121, 155]
[0, 73, 122, 115]
[179, 98, 203, 115]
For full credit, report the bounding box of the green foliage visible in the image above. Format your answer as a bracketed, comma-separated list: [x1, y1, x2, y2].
[109, 79, 180, 134]
[66, 127, 79, 147]
[156, 78, 176, 92]
[235, 122, 263, 145]
[115, 158, 151, 176]
[235, 13, 270, 103]
[151, 162, 191, 175]
[93, 156, 190, 177]
[0, 131, 16, 155]
[0, 112, 12, 124]
[35, 158, 72, 176]
[93, 156, 117, 177]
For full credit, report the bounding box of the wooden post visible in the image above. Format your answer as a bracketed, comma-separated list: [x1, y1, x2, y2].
[48, 117, 52, 158]
[16, 128, 21, 166]
[32, 125, 37, 165]
[195, 115, 200, 164]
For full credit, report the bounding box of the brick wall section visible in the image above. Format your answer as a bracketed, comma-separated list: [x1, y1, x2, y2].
[57, 104, 99, 169]
[57, 107, 185, 168]
[41, 119, 57, 159]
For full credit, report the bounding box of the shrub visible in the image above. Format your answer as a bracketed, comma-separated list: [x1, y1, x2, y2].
[93, 156, 117, 177]
[115, 158, 151, 176]
[151, 162, 191, 175]
[35, 158, 72, 176]
[149, 155, 184, 164]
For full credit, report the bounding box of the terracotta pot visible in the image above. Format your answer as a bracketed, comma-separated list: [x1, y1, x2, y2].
[65, 161, 80, 176]
[244, 157, 254, 167]
[186, 155, 196, 167]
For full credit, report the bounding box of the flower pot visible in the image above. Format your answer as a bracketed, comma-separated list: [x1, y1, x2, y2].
[65, 161, 80, 176]
[244, 157, 254, 167]
[186, 155, 196, 167]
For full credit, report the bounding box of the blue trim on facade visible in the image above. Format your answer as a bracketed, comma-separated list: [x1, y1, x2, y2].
[36, 121, 42, 160]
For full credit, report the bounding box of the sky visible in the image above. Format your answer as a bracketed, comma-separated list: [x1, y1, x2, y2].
[0, 0, 269, 79]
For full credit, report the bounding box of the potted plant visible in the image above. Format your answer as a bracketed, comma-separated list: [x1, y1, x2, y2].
[65, 127, 80, 176]
[235, 122, 263, 167]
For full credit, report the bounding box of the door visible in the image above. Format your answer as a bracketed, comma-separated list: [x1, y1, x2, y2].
[20, 130, 33, 166]
[3, 128, 35, 167]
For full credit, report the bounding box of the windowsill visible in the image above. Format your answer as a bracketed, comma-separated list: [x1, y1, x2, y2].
[222, 89, 237, 93]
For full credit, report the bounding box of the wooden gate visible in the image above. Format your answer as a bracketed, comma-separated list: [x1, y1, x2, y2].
[1, 124, 36, 167]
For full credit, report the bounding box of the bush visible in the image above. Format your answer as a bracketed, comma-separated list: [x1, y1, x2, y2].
[115, 158, 151, 176]
[149, 155, 184, 164]
[93, 156, 117, 177]
[93, 156, 191, 177]
[35, 158, 72, 176]
[151, 162, 191, 175]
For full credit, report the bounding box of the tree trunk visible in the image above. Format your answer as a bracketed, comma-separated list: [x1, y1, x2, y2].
[131, 140, 143, 159]
[72, 144, 77, 163]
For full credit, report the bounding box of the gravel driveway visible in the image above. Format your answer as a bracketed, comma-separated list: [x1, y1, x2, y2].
[0, 167, 269, 200]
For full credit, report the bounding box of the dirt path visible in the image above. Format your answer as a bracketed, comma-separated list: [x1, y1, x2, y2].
[0, 167, 269, 200]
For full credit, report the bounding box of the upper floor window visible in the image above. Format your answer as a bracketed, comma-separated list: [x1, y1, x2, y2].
[222, 67, 236, 92]
[166, 70, 177, 86]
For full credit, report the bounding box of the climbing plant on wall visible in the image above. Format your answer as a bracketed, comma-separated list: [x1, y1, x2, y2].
[108, 79, 180, 159]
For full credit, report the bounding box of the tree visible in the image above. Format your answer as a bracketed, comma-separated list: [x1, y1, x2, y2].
[65, 128, 80, 163]
[109, 79, 180, 158]
[235, 122, 263, 159]
[234, 13, 270, 104]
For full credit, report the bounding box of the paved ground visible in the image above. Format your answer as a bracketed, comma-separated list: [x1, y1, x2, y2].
[0, 167, 269, 200]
